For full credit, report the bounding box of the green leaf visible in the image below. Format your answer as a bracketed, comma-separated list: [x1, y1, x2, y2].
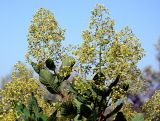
[69, 84, 79, 95]
[39, 114, 47, 121]
[69, 84, 91, 105]
[39, 69, 61, 94]
[15, 102, 27, 114]
[74, 114, 82, 121]
[45, 58, 56, 71]
[15, 101, 30, 120]
[38, 113, 47, 121]
[39, 69, 56, 85]
[46, 82, 61, 95]
[28, 93, 39, 113]
[61, 56, 75, 68]
[80, 104, 92, 118]
[76, 94, 91, 105]
[83, 89, 92, 97]
[131, 113, 144, 121]
[23, 107, 30, 119]
[60, 101, 77, 119]
[31, 62, 41, 74]
[87, 111, 98, 121]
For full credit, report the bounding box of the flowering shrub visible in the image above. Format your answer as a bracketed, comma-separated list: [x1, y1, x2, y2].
[1, 3, 160, 121]
[27, 4, 145, 121]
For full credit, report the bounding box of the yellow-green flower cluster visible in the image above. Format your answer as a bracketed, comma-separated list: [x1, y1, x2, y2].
[104, 26, 144, 94]
[0, 62, 55, 120]
[26, 8, 65, 64]
[11, 61, 33, 81]
[74, 4, 115, 74]
[0, 109, 16, 121]
[111, 86, 126, 103]
[73, 76, 91, 92]
[35, 95, 56, 116]
[120, 102, 137, 121]
[72, 76, 96, 99]
[74, 4, 144, 96]
[142, 90, 160, 121]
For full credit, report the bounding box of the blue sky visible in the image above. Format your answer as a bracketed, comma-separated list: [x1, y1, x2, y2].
[0, 0, 160, 77]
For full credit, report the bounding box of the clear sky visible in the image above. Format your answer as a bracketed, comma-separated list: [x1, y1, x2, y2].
[0, 0, 160, 77]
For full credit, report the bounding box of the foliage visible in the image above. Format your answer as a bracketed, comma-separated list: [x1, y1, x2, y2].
[32, 55, 75, 97]
[131, 113, 144, 121]
[31, 56, 129, 120]
[15, 92, 47, 121]
[28, 6, 131, 120]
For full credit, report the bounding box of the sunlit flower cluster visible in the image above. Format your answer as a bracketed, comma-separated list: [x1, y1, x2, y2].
[74, 4, 144, 95]
[26, 8, 65, 65]
[111, 86, 126, 102]
[142, 90, 160, 121]
[0, 62, 55, 120]
[0, 109, 16, 121]
[72, 76, 91, 93]
[74, 4, 115, 75]
[11, 61, 33, 81]
[105, 27, 145, 94]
